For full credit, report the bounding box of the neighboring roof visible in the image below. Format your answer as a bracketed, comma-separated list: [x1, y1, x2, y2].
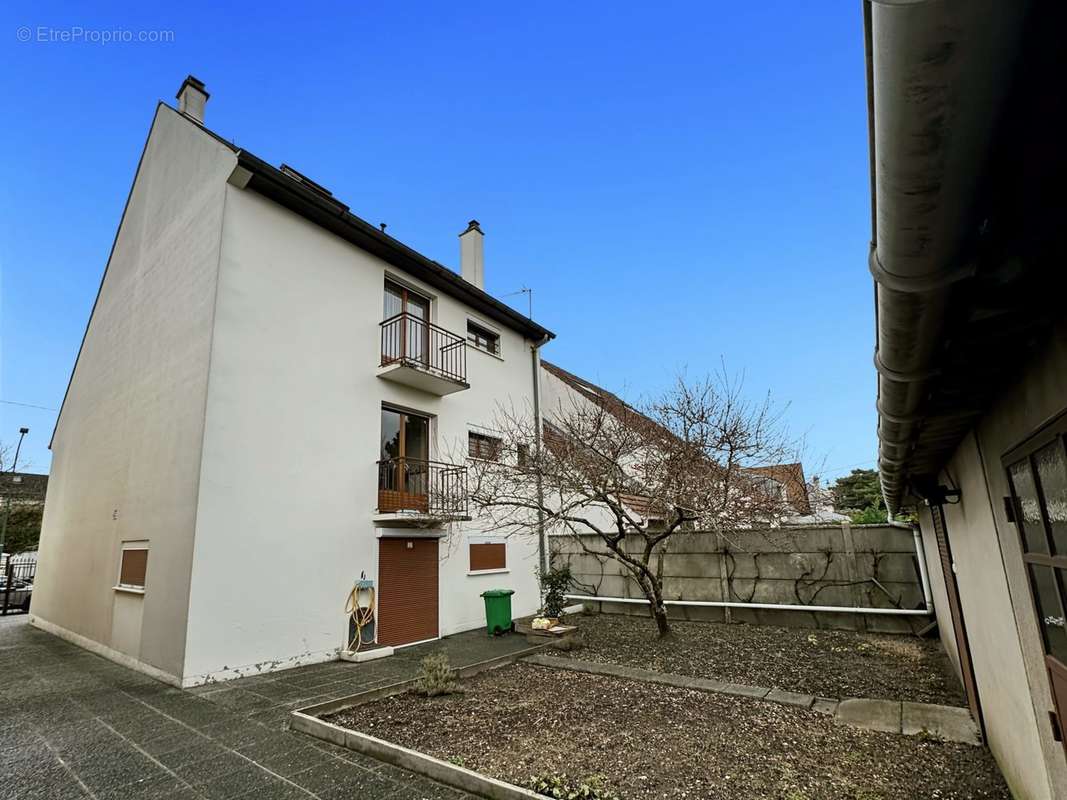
[543, 361, 812, 515]
[0, 473, 48, 501]
[541, 360, 651, 429]
[747, 463, 811, 516]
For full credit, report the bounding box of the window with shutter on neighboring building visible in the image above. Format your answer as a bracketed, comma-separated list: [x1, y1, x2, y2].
[468, 431, 502, 461]
[117, 546, 148, 590]
[469, 540, 507, 572]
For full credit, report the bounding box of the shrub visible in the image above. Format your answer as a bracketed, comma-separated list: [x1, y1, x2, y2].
[538, 564, 573, 620]
[412, 653, 460, 697]
[526, 773, 619, 800]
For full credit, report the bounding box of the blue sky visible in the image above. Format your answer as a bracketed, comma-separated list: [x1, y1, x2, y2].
[0, 1, 875, 481]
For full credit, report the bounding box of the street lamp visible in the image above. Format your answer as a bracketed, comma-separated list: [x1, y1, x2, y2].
[1, 426, 31, 559]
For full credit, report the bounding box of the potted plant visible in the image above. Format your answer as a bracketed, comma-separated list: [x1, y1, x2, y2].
[537, 564, 572, 627]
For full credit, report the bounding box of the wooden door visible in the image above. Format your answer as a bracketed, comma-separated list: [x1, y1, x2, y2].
[1005, 423, 1067, 756]
[379, 408, 430, 513]
[930, 505, 984, 730]
[377, 538, 439, 647]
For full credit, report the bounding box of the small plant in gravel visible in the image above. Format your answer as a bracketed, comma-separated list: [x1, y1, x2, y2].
[538, 564, 573, 620]
[526, 773, 619, 800]
[412, 653, 461, 697]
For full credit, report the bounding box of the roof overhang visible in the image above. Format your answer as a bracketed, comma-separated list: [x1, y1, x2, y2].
[867, 0, 1066, 513]
[230, 150, 555, 343]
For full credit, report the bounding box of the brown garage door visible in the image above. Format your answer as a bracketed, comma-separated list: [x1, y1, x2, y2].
[377, 538, 439, 647]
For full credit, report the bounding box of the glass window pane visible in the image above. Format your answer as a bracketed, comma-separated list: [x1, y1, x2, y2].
[1010, 459, 1050, 554]
[1035, 439, 1067, 556]
[381, 409, 401, 461]
[384, 282, 403, 320]
[404, 414, 429, 461]
[1029, 565, 1067, 662]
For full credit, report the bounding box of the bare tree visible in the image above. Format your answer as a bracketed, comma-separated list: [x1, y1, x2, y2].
[467, 371, 801, 638]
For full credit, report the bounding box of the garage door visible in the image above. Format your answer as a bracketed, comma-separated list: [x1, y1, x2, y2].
[377, 538, 439, 647]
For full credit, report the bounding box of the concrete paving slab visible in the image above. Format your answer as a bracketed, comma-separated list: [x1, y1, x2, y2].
[834, 698, 902, 733]
[766, 688, 815, 708]
[812, 697, 839, 716]
[902, 701, 981, 745]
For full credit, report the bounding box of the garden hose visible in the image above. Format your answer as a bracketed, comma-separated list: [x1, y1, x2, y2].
[345, 584, 376, 652]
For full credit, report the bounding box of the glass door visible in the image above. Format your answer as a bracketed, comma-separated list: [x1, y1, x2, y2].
[379, 407, 430, 513]
[1006, 422, 1067, 755]
[383, 280, 429, 366]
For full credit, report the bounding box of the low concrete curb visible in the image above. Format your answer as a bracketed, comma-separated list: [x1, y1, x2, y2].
[522, 654, 813, 706]
[290, 642, 551, 799]
[834, 698, 981, 744]
[290, 713, 543, 800]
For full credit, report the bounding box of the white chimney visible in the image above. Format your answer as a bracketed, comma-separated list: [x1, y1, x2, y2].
[176, 75, 209, 123]
[459, 220, 484, 289]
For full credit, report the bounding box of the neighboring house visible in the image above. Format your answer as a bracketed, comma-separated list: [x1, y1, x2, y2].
[32, 77, 554, 687]
[0, 472, 48, 559]
[866, 2, 1066, 798]
[539, 360, 816, 525]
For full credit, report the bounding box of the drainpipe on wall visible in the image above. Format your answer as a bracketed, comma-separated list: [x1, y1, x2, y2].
[531, 335, 551, 575]
[883, 487, 934, 612]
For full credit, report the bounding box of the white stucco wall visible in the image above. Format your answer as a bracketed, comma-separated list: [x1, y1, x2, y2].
[32, 105, 236, 680]
[181, 185, 543, 683]
[917, 321, 1067, 799]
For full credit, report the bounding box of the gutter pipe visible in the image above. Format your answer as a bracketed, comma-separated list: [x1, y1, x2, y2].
[866, 0, 1029, 512]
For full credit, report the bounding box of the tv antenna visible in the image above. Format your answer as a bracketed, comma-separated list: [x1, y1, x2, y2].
[501, 287, 533, 318]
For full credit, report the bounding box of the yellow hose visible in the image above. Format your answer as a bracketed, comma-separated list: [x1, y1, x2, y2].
[345, 584, 376, 652]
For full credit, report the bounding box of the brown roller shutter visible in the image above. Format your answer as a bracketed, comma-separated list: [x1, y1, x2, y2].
[931, 506, 983, 730]
[377, 538, 439, 647]
[119, 549, 148, 588]
[469, 543, 506, 571]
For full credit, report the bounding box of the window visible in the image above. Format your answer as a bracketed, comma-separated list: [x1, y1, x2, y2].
[517, 443, 530, 468]
[469, 540, 507, 572]
[468, 431, 501, 461]
[467, 321, 500, 355]
[117, 545, 148, 591]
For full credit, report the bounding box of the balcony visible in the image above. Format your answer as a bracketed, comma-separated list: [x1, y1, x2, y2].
[378, 313, 469, 395]
[375, 457, 470, 525]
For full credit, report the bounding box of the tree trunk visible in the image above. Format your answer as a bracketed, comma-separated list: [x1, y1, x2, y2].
[641, 573, 672, 638]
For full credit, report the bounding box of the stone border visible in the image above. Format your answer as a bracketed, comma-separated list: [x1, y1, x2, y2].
[290, 714, 543, 800]
[523, 653, 811, 707]
[290, 642, 551, 799]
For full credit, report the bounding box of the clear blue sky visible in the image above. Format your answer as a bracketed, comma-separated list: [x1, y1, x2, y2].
[1, 0, 876, 481]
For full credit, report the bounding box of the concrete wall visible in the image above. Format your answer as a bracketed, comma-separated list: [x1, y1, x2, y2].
[181, 185, 542, 683]
[32, 105, 236, 681]
[916, 320, 1067, 800]
[554, 524, 926, 634]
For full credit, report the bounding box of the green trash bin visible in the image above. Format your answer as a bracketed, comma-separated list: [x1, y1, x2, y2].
[481, 589, 516, 636]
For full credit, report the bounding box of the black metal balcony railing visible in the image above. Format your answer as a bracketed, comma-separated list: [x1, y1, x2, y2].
[377, 457, 469, 518]
[380, 312, 467, 385]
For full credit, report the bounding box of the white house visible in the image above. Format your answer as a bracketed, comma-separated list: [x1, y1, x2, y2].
[31, 77, 555, 687]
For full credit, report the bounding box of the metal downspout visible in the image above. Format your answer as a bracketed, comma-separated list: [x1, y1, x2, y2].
[531, 335, 550, 575]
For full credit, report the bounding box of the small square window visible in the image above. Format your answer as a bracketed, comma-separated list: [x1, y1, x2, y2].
[467, 322, 500, 355]
[469, 432, 502, 461]
[118, 547, 148, 590]
[469, 542, 507, 572]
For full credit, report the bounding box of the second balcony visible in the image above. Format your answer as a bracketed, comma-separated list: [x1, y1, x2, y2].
[377, 312, 470, 395]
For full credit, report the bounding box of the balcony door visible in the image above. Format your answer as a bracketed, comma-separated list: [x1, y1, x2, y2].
[1005, 414, 1067, 757]
[383, 280, 429, 366]
[379, 407, 430, 513]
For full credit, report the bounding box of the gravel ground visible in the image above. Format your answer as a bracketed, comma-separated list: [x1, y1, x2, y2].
[330, 663, 1006, 800]
[564, 614, 964, 705]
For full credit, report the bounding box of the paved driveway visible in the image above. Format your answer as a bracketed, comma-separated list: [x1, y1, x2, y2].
[0, 616, 523, 800]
